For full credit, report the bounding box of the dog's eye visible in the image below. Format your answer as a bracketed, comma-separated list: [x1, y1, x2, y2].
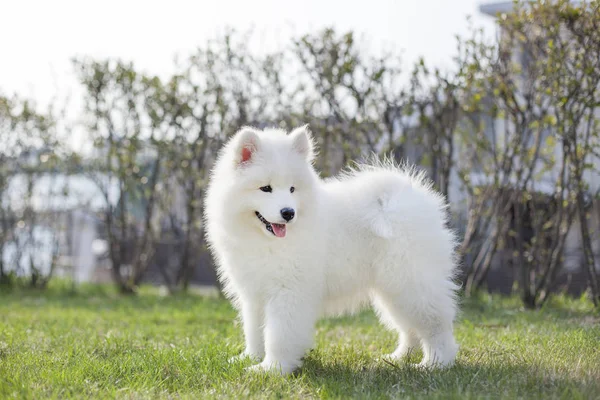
[259, 185, 272, 193]
[290, 186, 295, 193]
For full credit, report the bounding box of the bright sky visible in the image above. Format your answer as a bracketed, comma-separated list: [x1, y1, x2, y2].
[1, 0, 497, 148]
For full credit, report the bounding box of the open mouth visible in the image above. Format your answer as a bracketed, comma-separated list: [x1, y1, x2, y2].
[255, 211, 287, 238]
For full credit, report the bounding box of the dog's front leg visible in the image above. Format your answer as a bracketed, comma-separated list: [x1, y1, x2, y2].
[247, 290, 318, 375]
[231, 298, 265, 363]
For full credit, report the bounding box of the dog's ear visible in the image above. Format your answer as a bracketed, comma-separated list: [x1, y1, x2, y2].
[290, 124, 315, 162]
[233, 127, 260, 166]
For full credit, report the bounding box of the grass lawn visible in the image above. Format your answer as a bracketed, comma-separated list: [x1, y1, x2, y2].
[1, 284, 599, 399]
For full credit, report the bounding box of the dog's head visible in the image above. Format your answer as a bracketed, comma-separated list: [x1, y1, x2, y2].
[224, 125, 317, 239]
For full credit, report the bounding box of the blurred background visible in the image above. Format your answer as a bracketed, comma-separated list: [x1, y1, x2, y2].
[1, 0, 599, 309]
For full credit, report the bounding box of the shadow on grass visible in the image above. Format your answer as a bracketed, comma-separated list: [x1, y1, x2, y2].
[294, 356, 597, 398]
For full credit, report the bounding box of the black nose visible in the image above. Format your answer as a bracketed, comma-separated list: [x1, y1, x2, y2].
[280, 208, 295, 222]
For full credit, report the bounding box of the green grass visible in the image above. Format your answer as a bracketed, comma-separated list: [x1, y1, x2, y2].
[1, 283, 599, 399]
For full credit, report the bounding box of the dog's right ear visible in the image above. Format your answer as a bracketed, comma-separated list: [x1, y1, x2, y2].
[290, 124, 315, 162]
[233, 127, 260, 167]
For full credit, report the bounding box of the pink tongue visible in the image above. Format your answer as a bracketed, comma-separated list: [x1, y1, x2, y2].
[271, 223, 286, 238]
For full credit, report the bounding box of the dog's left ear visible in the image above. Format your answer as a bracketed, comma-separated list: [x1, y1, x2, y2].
[290, 124, 315, 162]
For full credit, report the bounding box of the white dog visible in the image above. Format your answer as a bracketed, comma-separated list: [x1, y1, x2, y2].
[204, 125, 459, 375]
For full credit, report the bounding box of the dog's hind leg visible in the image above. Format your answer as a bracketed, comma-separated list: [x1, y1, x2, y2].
[371, 292, 421, 360]
[419, 328, 458, 368]
[389, 329, 421, 360]
[372, 287, 458, 368]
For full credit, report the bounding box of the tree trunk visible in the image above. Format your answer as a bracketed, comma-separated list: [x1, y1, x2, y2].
[576, 190, 600, 307]
[514, 198, 535, 309]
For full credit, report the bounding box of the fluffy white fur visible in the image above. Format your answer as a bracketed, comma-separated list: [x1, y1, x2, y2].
[204, 125, 460, 375]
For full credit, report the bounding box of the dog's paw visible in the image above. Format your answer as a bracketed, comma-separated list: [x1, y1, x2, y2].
[410, 357, 455, 370]
[380, 349, 413, 365]
[245, 360, 297, 376]
[382, 343, 418, 361]
[415, 359, 455, 370]
[412, 361, 431, 370]
[228, 352, 262, 364]
[381, 352, 406, 362]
